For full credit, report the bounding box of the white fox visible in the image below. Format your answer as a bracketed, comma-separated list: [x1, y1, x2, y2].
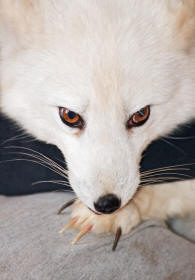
[0, 0, 195, 244]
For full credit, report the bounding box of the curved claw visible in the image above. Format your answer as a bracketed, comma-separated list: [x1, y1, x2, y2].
[57, 198, 77, 215]
[59, 217, 78, 233]
[72, 224, 93, 245]
[112, 227, 122, 251]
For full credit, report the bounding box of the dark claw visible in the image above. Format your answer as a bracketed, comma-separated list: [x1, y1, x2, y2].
[57, 198, 77, 215]
[112, 227, 122, 251]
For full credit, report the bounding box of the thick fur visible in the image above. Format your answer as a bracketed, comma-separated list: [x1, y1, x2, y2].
[0, 1, 195, 237]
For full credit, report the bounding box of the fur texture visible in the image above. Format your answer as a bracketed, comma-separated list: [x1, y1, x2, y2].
[0, 0, 195, 236]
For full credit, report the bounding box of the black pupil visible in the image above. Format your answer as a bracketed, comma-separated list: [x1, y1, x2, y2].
[68, 111, 76, 119]
[138, 108, 145, 117]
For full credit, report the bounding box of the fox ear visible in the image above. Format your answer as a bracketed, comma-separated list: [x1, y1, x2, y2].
[169, 0, 195, 50]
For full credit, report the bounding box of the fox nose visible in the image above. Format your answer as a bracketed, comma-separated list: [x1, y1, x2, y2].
[94, 194, 121, 214]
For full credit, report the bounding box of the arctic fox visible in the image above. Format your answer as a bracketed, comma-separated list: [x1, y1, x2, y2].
[0, 1, 195, 243]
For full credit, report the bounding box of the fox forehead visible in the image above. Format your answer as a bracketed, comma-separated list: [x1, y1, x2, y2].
[26, 1, 187, 111]
[37, 43, 179, 116]
[1, 1, 192, 105]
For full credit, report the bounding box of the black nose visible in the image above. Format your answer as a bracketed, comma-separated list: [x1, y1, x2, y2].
[94, 194, 121, 214]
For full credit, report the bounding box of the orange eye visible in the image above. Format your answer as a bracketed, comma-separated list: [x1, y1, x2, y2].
[127, 105, 150, 129]
[59, 107, 84, 129]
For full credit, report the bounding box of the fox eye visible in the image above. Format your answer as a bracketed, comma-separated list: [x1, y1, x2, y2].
[59, 107, 84, 129]
[127, 105, 150, 129]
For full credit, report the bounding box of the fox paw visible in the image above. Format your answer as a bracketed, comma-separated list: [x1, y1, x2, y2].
[58, 198, 141, 250]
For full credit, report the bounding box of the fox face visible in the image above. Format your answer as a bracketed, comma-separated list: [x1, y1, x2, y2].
[0, 0, 195, 213]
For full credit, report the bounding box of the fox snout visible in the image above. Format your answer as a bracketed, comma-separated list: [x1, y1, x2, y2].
[68, 154, 139, 215]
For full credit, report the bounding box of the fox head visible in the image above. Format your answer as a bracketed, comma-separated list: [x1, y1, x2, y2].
[0, 0, 195, 213]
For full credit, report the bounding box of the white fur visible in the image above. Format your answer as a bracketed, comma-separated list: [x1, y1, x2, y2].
[0, 0, 195, 212]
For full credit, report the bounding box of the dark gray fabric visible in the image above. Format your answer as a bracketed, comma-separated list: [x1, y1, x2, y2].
[0, 192, 195, 280]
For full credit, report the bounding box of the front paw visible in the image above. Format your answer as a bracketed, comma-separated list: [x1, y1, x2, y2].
[58, 199, 141, 249]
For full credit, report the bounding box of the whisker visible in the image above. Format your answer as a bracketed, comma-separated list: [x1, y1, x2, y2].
[164, 135, 195, 140]
[141, 172, 192, 180]
[4, 147, 68, 178]
[141, 176, 187, 182]
[140, 176, 191, 184]
[0, 158, 67, 179]
[141, 167, 190, 176]
[1, 133, 30, 145]
[5, 151, 68, 179]
[21, 138, 36, 143]
[1, 145, 72, 191]
[160, 138, 186, 155]
[139, 177, 187, 187]
[51, 189, 75, 194]
[141, 168, 190, 177]
[32, 180, 70, 187]
[4, 145, 68, 176]
[3, 145, 66, 169]
[141, 176, 191, 181]
[141, 163, 195, 175]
